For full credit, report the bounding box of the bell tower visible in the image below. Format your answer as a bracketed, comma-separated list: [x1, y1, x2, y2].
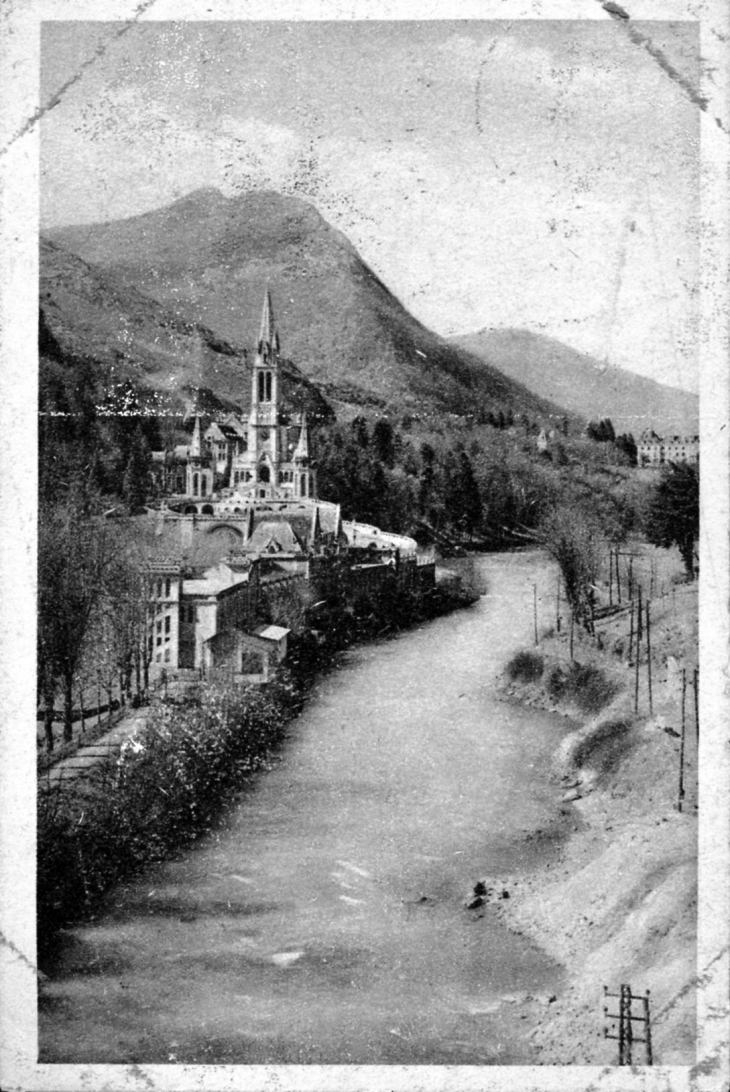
[249, 288, 281, 499]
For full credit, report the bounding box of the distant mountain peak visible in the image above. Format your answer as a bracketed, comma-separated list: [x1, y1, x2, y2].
[44, 190, 574, 424]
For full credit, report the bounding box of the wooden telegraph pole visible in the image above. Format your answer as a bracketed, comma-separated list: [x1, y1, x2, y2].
[533, 582, 539, 645]
[646, 600, 653, 716]
[693, 667, 699, 741]
[608, 548, 614, 607]
[634, 587, 642, 714]
[604, 984, 653, 1065]
[678, 668, 687, 812]
[570, 609, 575, 662]
[556, 579, 561, 633]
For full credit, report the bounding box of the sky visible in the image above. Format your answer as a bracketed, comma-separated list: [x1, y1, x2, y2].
[40, 19, 701, 392]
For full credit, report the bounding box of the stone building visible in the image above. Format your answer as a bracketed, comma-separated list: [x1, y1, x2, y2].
[142, 286, 430, 687]
[637, 429, 699, 468]
[151, 289, 315, 508]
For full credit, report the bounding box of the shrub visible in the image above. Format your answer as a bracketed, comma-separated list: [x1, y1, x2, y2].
[569, 719, 633, 773]
[506, 649, 545, 683]
[568, 663, 619, 714]
[547, 665, 568, 699]
[37, 676, 298, 960]
[546, 661, 618, 713]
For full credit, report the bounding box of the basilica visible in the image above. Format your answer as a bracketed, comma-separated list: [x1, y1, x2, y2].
[152, 289, 315, 510]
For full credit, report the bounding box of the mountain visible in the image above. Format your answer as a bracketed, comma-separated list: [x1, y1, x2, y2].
[40, 237, 332, 423]
[451, 328, 698, 438]
[45, 189, 573, 425]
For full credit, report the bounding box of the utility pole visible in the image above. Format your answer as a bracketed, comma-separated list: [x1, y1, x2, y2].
[678, 668, 687, 812]
[570, 610, 575, 662]
[604, 984, 653, 1065]
[634, 587, 642, 714]
[693, 667, 699, 741]
[646, 600, 653, 716]
[556, 579, 561, 633]
[533, 583, 539, 645]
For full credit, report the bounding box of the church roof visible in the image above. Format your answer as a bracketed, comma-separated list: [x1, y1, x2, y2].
[182, 562, 250, 597]
[221, 414, 248, 438]
[247, 519, 305, 555]
[205, 422, 232, 442]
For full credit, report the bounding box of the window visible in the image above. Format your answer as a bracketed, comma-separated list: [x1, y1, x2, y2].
[164, 649, 170, 663]
[157, 636, 162, 647]
[165, 616, 171, 634]
[156, 620, 162, 634]
[259, 466, 270, 484]
[165, 579, 171, 597]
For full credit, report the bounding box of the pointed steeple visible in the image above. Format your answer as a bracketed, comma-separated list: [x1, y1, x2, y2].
[190, 413, 203, 458]
[293, 412, 309, 461]
[257, 287, 279, 359]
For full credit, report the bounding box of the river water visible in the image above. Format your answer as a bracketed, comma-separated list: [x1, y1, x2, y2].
[40, 551, 576, 1065]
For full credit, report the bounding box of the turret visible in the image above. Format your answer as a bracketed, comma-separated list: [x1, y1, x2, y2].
[190, 413, 204, 459]
[293, 412, 310, 461]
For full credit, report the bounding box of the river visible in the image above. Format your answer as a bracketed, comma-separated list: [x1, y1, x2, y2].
[40, 551, 576, 1065]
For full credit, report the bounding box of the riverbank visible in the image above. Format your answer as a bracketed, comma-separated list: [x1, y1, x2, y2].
[37, 559, 481, 964]
[39, 551, 576, 1065]
[490, 546, 698, 1064]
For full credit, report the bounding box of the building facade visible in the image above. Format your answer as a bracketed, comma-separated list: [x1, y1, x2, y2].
[637, 430, 699, 468]
[152, 289, 315, 508]
[143, 286, 426, 688]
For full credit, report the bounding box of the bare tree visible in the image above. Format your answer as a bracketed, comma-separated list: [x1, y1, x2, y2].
[37, 492, 119, 745]
[538, 505, 601, 630]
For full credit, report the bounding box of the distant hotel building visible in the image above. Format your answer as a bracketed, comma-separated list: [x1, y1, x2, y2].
[637, 429, 699, 468]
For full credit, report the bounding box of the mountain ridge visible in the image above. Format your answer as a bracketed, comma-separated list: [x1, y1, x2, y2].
[44, 188, 577, 425]
[451, 327, 698, 437]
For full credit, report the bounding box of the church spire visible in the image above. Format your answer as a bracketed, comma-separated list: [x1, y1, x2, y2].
[257, 286, 279, 360]
[190, 412, 203, 458]
[293, 412, 309, 460]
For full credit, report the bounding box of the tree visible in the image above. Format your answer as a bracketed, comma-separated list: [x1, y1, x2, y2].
[614, 433, 637, 466]
[372, 418, 395, 467]
[37, 489, 118, 745]
[351, 416, 370, 449]
[122, 425, 152, 513]
[645, 463, 699, 577]
[539, 505, 601, 628]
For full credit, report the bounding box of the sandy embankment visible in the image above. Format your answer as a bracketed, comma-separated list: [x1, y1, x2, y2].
[491, 573, 698, 1065]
